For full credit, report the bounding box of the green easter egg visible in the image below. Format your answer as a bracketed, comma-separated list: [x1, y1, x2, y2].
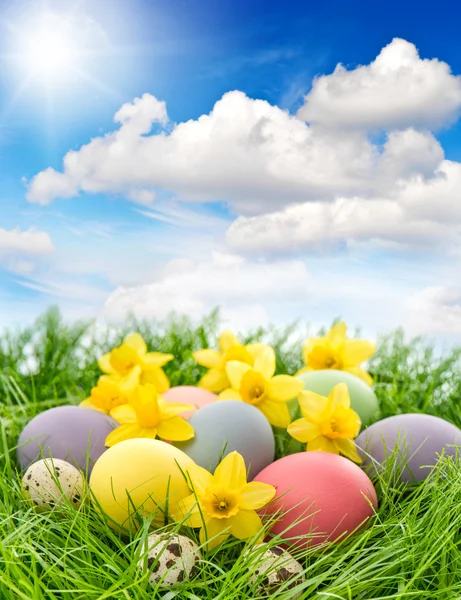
[294, 370, 379, 426]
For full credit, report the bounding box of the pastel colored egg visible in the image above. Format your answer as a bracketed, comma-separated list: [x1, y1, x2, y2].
[174, 401, 275, 480]
[253, 452, 377, 549]
[163, 386, 217, 419]
[89, 438, 194, 532]
[356, 413, 461, 483]
[17, 406, 118, 477]
[295, 370, 379, 425]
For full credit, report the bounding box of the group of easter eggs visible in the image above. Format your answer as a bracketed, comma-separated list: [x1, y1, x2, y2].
[16, 325, 461, 596]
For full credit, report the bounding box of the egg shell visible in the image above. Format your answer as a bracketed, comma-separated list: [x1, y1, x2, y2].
[174, 400, 275, 480]
[89, 438, 194, 533]
[295, 370, 379, 425]
[138, 532, 201, 587]
[243, 544, 305, 599]
[253, 452, 377, 549]
[22, 458, 85, 511]
[17, 405, 118, 477]
[356, 413, 461, 483]
[163, 386, 217, 419]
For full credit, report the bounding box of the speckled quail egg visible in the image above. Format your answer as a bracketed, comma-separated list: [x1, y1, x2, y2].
[243, 543, 305, 598]
[138, 532, 201, 587]
[22, 458, 85, 511]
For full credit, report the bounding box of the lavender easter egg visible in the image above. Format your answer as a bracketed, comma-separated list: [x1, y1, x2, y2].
[163, 386, 217, 419]
[253, 452, 377, 549]
[174, 401, 275, 480]
[356, 413, 461, 483]
[17, 405, 118, 476]
[296, 370, 379, 425]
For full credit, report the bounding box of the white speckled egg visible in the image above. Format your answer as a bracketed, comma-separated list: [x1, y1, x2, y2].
[243, 544, 305, 598]
[22, 458, 85, 511]
[138, 533, 201, 587]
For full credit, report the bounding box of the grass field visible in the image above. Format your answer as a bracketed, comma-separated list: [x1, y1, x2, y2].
[1, 307, 461, 600]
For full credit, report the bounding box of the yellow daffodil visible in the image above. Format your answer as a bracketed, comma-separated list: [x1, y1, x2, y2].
[99, 333, 174, 393]
[297, 321, 376, 386]
[218, 347, 303, 428]
[193, 330, 271, 393]
[176, 451, 275, 550]
[287, 383, 362, 463]
[105, 383, 195, 447]
[80, 370, 140, 414]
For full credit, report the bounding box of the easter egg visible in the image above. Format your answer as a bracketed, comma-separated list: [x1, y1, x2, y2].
[163, 386, 217, 419]
[174, 401, 274, 480]
[296, 370, 379, 425]
[17, 406, 118, 476]
[138, 532, 201, 587]
[356, 413, 461, 483]
[89, 438, 194, 532]
[253, 452, 377, 548]
[243, 544, 305, 598]
[22, 458, 85, 512]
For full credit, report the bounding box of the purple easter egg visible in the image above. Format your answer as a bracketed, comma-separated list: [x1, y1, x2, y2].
[356, 413, 461, 483]
[17, 405, 118, 477]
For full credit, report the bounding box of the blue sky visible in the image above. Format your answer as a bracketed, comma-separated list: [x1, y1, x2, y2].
[1, 0, 461, 340]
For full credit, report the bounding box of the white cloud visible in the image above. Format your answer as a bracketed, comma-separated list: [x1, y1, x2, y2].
[405, 286, 461, 336]
[298, 38, 461, 131]
[0, 227, 55, 255]
[103, 251, 310, 331]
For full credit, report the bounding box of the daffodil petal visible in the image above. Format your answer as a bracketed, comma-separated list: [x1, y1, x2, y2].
[295, 366, 312, 376]
[198, 369, 229, 392]
[334, 438, 363, 463]
[345, 367, 374, 386]
[176, 494, 204, 528]
[254, 346, 276, 380]
[287, 418, 321, 443]
[217, 389, 243, 401]
[342, 340, 376, 367]
[110, 404, 137, 424]
[105, 424, 142, 447]
[267, 375, 304, 402]
[80, 399, 106, 413]
[143, 352, 175, 368]
[308, 436, 339, 454]
[159, 398, 196, 418]
[218, 330, 240, 353]
[258, 399, 291, 428]
[119, 365, 141, 395]
[142, 368, 170, 393]
[297, 391, 329, 422]
[229, 510, 263, 540]
[138, 427, 159, 440]
[200, 518, 231, 549]
[193, 349, 224, 369]
[214, 451, 247, 488]
[329, 383, 351, 410]
[157, 417, 195, 441]
[123, 333, 147, 355]
[186, 464, 214, 496]
[326, 322, 347, 349]
[225, 361, 252, 390]
[98, 353, 115, 375]
[245, 343, 270, 361]
[240, 482, 276, 510]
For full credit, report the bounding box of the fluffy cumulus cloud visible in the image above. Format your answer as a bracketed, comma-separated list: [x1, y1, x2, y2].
[0, 227, 54, 255]
[298, 38, 461, 131]
[405, 286, 461, 336]
[103, 252, 310, 330]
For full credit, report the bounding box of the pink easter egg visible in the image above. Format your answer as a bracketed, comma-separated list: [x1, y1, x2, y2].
[253, 452, 377, 549]
[163, 386, 217, 419]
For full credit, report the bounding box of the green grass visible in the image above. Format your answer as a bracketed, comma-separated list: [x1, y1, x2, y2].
[1, 306, 461, 599]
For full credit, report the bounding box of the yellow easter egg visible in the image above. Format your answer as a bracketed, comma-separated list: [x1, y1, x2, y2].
[89, 438, 195, 533]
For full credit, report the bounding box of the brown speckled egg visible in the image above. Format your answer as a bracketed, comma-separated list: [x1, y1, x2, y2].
[138, 532, 201, 587]
[243, 543, 305, 598]
[22, 458, 85, 511]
